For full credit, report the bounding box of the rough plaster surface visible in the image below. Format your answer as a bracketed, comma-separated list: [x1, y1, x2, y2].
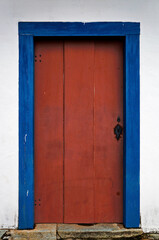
[0, 0, 159, 232]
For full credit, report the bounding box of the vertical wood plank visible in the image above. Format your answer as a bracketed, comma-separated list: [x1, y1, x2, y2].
[124, 34, 140, 227]
[94, 40, 123, 223]
[64, 40, 95, 223]
[19, 35, 34, 229]
[34, 40, 64, 223]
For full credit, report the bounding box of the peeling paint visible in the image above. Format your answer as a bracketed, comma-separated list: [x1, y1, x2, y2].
[26, 190, 29, 197]
[24, 134, 27, 143]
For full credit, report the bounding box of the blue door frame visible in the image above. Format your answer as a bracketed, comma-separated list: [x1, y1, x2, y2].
[19, 22, 140, 229]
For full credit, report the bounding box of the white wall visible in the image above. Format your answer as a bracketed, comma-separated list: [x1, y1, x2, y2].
[0, 0, 159, 232]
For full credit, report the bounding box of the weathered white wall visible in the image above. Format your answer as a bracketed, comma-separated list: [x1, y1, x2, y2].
[0, 0, 159, 232]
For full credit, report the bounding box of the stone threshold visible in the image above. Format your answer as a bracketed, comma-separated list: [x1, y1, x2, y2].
[57, 223, 143, 239]
[2, 223, 159, 240]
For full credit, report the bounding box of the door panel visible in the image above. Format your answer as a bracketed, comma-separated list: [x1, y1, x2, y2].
[94, 40, 123, 222]
[34, 40, 64, 223]
[64, 41, 95, 223]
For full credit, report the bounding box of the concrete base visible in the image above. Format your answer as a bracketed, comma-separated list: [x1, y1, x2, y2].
[8, 224, 56, 240]
[57, 223, 143, 239]
[1, 224, 145, 240]
[2, 224, 159, 240]
[0, 230, 7, 238]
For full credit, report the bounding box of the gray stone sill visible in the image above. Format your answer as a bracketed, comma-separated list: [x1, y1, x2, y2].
[2, 224, 159, 239]
[1, 223, 145, 240]
[57, 223, 143, 239]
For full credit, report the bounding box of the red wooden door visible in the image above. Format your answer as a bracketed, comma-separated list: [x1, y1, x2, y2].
[34, 38, 123, 223]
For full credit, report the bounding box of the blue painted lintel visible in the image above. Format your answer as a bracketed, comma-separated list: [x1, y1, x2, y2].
[19, 22, 140, 36]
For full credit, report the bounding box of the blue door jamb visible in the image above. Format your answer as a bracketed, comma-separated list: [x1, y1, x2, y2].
[19, 22, 140, 229]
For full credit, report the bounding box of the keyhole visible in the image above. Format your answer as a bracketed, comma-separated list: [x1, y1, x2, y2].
[117, 117, 120, 122]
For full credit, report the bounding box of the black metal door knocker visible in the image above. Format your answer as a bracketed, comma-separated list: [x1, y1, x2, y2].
[114, 117, 123, 140]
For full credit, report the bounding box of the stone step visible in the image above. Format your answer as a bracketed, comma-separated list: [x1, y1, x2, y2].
[8, 224, 56, 240]
[57, 223, 143, 239]
[1, 223, 144, 240]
